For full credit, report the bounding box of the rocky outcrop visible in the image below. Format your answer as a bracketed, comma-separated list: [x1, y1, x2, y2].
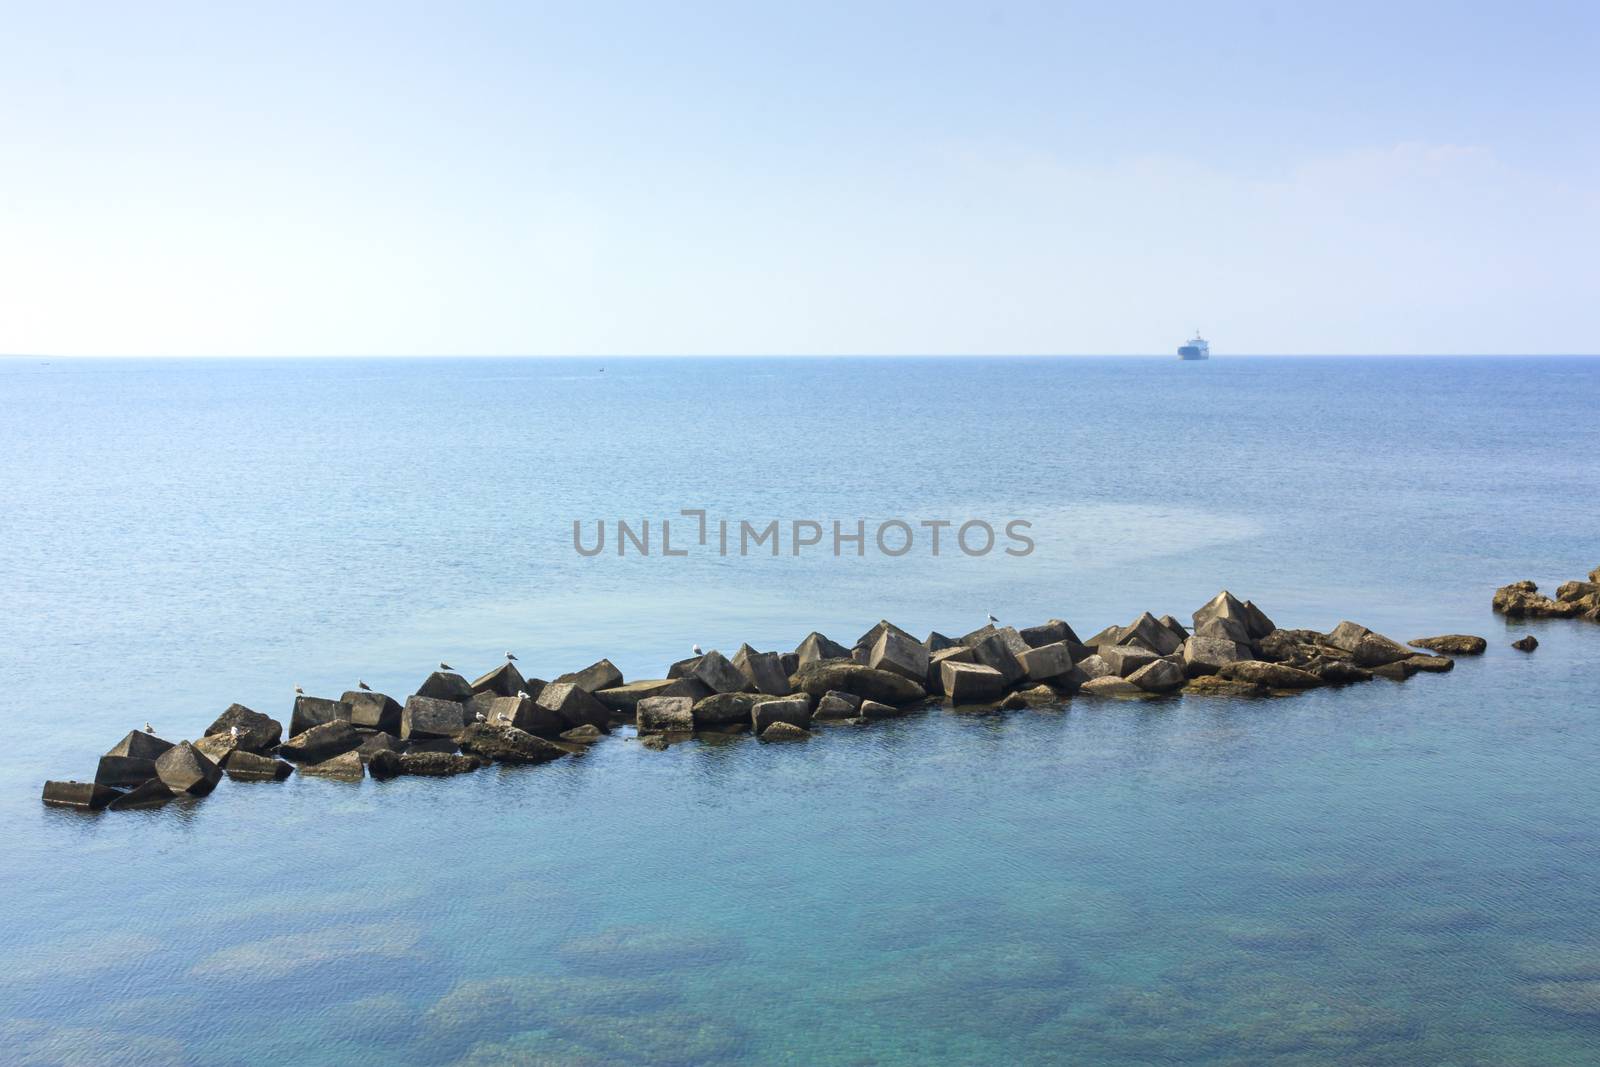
[1408, 635, 1487, 656]
[1512, 635, 1539, 652]
[1325, 622, 1414, 667]
[483, 694, 567, 736]
[1494, 581, 1580, 619]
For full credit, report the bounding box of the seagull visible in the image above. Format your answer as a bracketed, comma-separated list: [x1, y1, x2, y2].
[144, 721, 153, 733]
[692, 644, 703, 656]
[294, 685, 304, 695]
[358, 680, 372, 691]
[229, 726, 240, 741]
[505, 651, 518, 662]
[440, 662, 454, 672]
[987, 613, 999, 625]
[475, 710, 486, 722]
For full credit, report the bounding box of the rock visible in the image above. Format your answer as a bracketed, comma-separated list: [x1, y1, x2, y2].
[1119, 612, 1184, 655]
[923, 631, 958, 652]
[855, 619, 919, 654]
[520, 677, 547, 701]
[459, 722, 566, 764]
[752, 695, 813, 732]
[813, 690, 863, 719]
[1371, 659, 1418, 681]
[790, 661, 927, 705]
[41, 780, 121, 810]
[395, 751, 483, 776]
[1242, 600, 1276, 638]
[1020, 618, 1082, 648]
[400, 695, 470, 740]
[484, 694, 568, 737]
[666, 654, 703, 679]
[470, 662, 526, 697]
[366, 749, 403, 780]
[463, 689, 502, 725]
[1404, 654, 1454, 673]
[636, 695, 695, 734]
[1195, 616, 1252, 646]
[690, 650, 750, 694]
[999, 691, 1029, 710]
[1409, 634, 1488, 656]
[1310, 660, 1373, 685]
[1325, 621, 1415, 667]
[640, 734, 672, 750]
[1082, 624, 1125, 647]
[690, 691, 769, 727]
[761, 721, 810, 741]
[596, 678, 710, 716]
[1079, 676, 1146, 698]
[869, 630, 930, 686]
[279, 720, 366, 762]
[105, 729, 175, 761]
[153, 741, 223, 796]
[354, 732, 404, 761]
[1183, 675, 1267, 696]
[858, 699, 900, 719]
[95, 754, 158, 787]
[289, 695, 352, 737]
[203, 704, 281, 752]
[1012, 684, 1065, 706]
[556, 658, 624, 693]
[1128, 659, 1186, 693]
[561, 724, 604, 743]
[732, 645, 792, 695]
[1193, 590, 1253, 635]
[1518, 979, 1600, 1017]
[1018, 641, 1079, 682]
[222, 750, 294, 780]
[1493, 581, 1579, 619]
[191, 732, 241, 764]
[535, 681, 611, 732]
[1255, 628, 1332, 664]
[107, 779, 178, 809]
[1099, 644, 1161, 678]
[965, 632, 1026, 687]
[416, 670, 474, 702]
[779, 652, 800, 675]
[1592, 566, 1600, 584]
[795, 631, 850, 667]
[1557, 581, 1600, 603]
[1181, 635, 1252, 677]
[407, 737, 462, 754]
[927, 645, 976, 694]
[1158, 615, 1190, 642]
[941, 661, 1006, 703]
[300, 751, 366, 780]
[1075, 653, 1113, 679]
[1512, 634, 1538, 652]
[1220, 661, 1324, 689]
[958, 623, 1029, 656]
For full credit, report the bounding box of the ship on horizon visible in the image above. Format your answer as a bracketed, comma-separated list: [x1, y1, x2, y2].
[1178, 332, 1210, 360]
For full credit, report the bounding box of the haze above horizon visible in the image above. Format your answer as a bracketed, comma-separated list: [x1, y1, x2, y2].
[2, 1, 1596, 358]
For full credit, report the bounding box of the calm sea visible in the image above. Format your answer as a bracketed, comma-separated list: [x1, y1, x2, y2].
[2, 356, 1598, 1065]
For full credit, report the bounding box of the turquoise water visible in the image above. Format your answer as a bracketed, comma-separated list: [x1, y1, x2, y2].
[3, 356, 1599, 1065]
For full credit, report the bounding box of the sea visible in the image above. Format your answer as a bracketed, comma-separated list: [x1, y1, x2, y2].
[2, 355, 1598, 1065]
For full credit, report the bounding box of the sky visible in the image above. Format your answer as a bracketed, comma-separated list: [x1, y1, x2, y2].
[0, 1, 1596, 356]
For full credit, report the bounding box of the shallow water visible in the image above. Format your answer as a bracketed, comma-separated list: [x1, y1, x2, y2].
[2, 356, 1599, 1064]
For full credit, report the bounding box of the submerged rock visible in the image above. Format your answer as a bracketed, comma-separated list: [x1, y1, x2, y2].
[560, 724, 604, 743]
[1512, 634, 1539, 652]
[204, 704, 282, 752]
[107, 778, 178, 809]
[41, 780, 121, 810]
[1409, 634, 1487, 656]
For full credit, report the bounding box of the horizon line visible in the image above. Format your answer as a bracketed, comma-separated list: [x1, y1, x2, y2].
[4, 352, 1600, 361]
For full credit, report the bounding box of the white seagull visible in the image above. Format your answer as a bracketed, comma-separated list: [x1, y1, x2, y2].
[986, 613, 999, 625]
[505, 651, 518, 662]
[230, 725, 240, 741]
[475, 710, 486, 722]
[144, 721, 153, 733]
[692, 644, 703, 656]
[294, 685, 304, 695]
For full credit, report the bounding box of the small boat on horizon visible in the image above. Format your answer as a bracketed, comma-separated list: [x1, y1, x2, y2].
[1178, 332, 1210, 360]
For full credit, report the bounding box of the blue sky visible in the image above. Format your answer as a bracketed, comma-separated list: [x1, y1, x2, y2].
[1, 1, 1595, 355]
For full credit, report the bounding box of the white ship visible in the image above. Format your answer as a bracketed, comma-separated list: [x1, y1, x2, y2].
[1177, 332, 1210, 360]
